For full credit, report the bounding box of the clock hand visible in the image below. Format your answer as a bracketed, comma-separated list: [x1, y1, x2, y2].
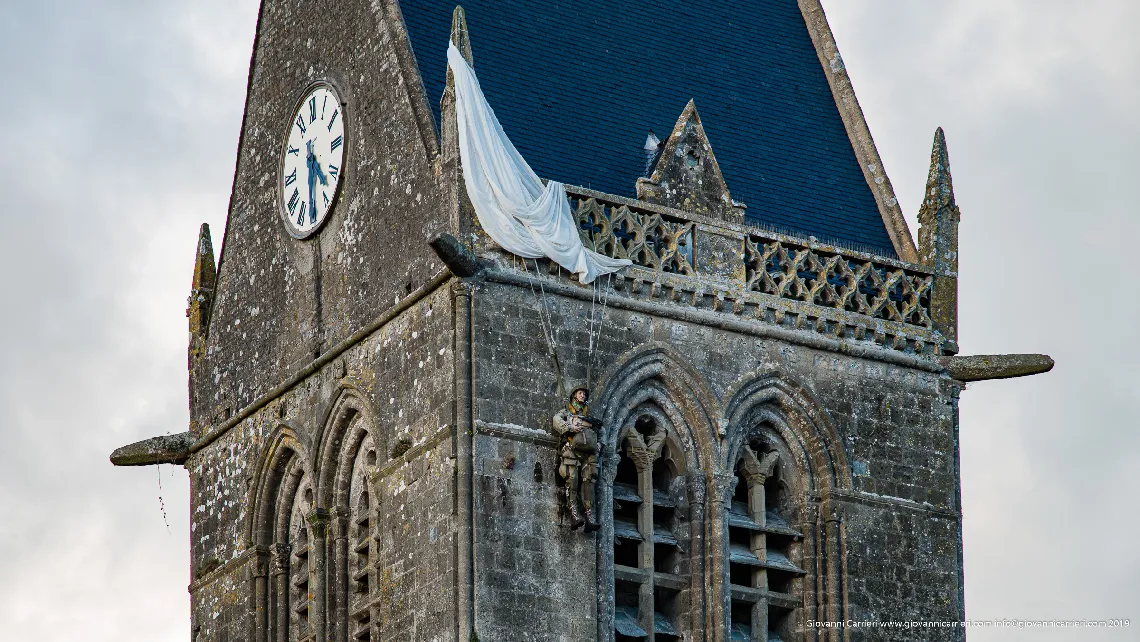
[305, 141, 331, 224]
[306, 143, 319, 224]
[306, 139, 329, 186]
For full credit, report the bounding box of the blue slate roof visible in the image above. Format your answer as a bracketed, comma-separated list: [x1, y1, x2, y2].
[400, 0, 897, 257]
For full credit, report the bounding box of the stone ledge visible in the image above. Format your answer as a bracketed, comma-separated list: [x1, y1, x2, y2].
[372, 424, 455, 481]
[474, 420, 559, 448]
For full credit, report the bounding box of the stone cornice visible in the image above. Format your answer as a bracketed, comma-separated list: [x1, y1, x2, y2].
[482, 267, 945, 374]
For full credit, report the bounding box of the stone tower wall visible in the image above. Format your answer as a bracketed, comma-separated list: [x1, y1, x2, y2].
[170, 0, 972, 639]
[187, 285, 458, 641]
[190, 0, 448, 434]
[469, 271, 963, 641]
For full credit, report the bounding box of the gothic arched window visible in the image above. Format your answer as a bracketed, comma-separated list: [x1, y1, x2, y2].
[346, 436, 377, 641]
[317, 403, 380, 642]
[610, 414, 690, 641]
[267, 471, 316, 642]
[726, 441, 805, 642]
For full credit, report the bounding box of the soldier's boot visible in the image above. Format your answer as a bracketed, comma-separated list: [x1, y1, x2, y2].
[566, 486, 584, 530]
[581, 474, 599, 532]
[583, 507, 600, 533]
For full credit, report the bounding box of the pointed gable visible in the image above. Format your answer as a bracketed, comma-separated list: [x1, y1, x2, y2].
[637, 100, 745, 223]
[400, 0, 900, 256]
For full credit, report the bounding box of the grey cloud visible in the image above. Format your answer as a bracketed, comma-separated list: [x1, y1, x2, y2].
[827, 1, 1140, 637]
[0, 1, 258, 640]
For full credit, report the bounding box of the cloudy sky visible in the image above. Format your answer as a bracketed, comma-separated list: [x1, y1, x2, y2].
[0, 1, 1135, 640]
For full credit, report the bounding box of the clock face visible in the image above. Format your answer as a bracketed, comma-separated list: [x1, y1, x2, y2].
[279, 84, 345, 238]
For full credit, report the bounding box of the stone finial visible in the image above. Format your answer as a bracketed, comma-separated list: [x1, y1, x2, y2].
[923, 128, 956, 213]
[440, 6, 477, 237]
[643, 131, 661, 176]
[636, 100, 745, 223]
[187, 223, 216, 338]
[917, 128, 960, 351]
[450, 6, 473, 67]
[441, 5, 472, 130]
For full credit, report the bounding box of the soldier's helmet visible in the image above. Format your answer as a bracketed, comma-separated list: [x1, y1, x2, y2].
[568, 384, 589, 401]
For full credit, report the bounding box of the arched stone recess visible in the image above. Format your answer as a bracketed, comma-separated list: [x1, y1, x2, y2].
[717, 371, 853, 642]
[720, 371, 851, 491]
[313, 387, 383, 642]
[592, 343, 721, 642]
[248, 425, 320, 642]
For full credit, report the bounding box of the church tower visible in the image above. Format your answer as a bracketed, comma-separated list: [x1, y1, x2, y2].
[113, 1, 1051, 641]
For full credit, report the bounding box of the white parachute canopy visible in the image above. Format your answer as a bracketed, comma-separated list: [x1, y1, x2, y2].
[446, 42, 632, 284]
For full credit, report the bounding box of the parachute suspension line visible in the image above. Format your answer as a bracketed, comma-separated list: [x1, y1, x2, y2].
[534, 260, 567, 398]
[585, 234, 602, 389]
[525, 258, 566, 398]
[524, 259, 555, 352]
[585, 273, 613, 390]
[586, 280, 599, 385]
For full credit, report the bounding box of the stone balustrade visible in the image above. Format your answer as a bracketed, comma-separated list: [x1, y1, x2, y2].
[565, 185, 943, 354]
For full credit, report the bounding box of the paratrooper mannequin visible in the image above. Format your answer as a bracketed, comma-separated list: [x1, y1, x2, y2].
[552, 385, 601, 532]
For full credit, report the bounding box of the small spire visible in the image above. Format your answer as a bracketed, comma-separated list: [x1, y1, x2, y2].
[924, 127, 955, 212]
[916, 127, 960, 350]
[192, 223, 215, 291]
[188, 223, 216, 337]
[451, 6, 473, 67]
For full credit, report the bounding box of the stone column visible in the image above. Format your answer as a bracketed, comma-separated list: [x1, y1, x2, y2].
[709, 473, 737, 642]
[739, 448, 778, 642]
[331, 508, 350, 642]
[452, 280, 475, 641]
[686, 471, 708, 642]
[272, 543, 292, 642]
[252, 546, 270, 642]
[801, 500, 821, 642]
[597, 450, 622, 642]
[627, 444, 658, 641]
[821, 502, 843, 642]
[307, 509, 330, 642]
[741, 470, 770, 642]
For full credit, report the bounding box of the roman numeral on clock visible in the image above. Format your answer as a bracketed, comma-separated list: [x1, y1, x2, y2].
[287, 187, 300, 214]
[287, 145, 300, 156]
[298, 201, 307, 225]
[330, 136, 342, 152]
[327, 109, 339, 131]
[284, 168, 297, 187]
[328, 164, 339, 179]
[309, 97, 317, 123]
[295, 116, 307, 135]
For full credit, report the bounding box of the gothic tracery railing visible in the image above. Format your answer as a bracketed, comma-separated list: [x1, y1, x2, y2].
[742, 237, 933, 329]
[571, 195, 696, 276]
[564, 187, 934, 331]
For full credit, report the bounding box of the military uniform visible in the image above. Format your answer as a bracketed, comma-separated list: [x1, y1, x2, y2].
[552, 387, 600, 531]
